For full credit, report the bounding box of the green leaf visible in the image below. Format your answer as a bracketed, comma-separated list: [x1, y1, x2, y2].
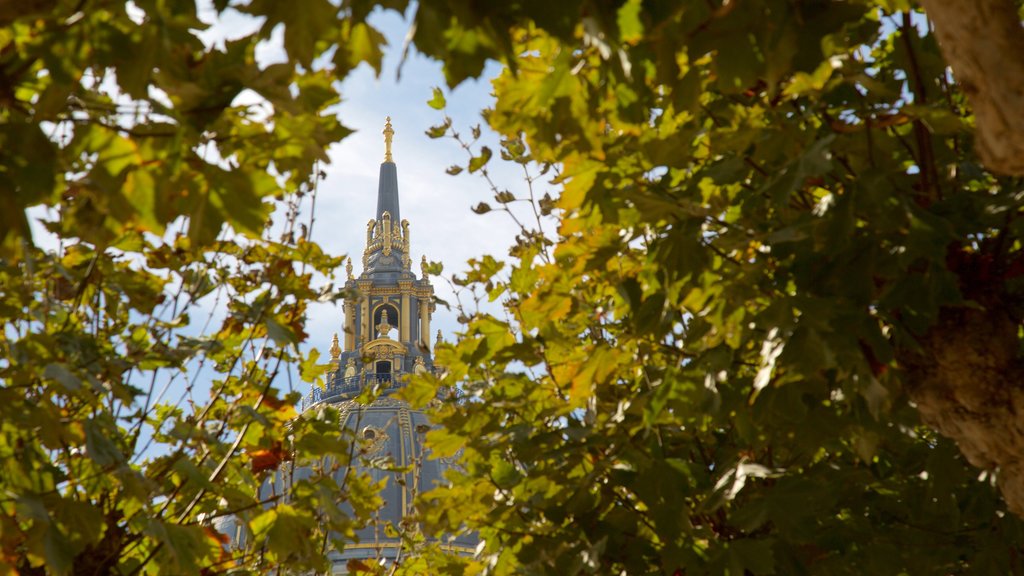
[145, 519, 218, 572]
[428, 87, 447, 110]
[43, 363, 81, 392]
[266, 317, 299, 346]
[43, 525, 74, 576]
[761, 135, 834, 207]
[346, 22, 387, 75]
[250, 505, 317, 560]
[426, 122, 449, 138]
[396, 374, 437, 408]
[425, 428, 465, 458]
[491, 458, 522, 489]
[251, 0, 338, 68]
[84, 420, 123, 466]
[124, 167, 160, 233]
[617, 0, 644, 44]
[468, 146, 492, 173]
[55, 499, 105, 549]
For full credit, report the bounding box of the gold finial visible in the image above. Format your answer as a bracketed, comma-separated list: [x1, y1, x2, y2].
[346, 258, 354, 280]
[383, 116, 395, 162]
[377, 318, 393, 339]
[421, 255, 429, 278]
[329, 333, 341, 360]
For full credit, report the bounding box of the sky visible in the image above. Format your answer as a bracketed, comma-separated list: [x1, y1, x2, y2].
[197, 5, 540, 377]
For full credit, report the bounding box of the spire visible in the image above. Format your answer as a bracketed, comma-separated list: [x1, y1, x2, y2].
[376, 116, 400, 223]
[361, 117, 409, 277]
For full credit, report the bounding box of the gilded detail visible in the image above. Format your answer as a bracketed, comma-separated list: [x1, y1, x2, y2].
[382, 211, 392, 256]
[329, 333, 341, 360]
[383, 116, 395, 162]
[325, 332, 341, 384]
[360, 425, 389, 455]
[362, 338, 406, 360]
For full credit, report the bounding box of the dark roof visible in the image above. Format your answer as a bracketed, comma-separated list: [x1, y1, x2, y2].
[375, 161, 400, 223]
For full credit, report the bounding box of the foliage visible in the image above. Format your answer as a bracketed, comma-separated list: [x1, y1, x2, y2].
[0, 0, 391, 573]
[5, 0, 1024, 574]
[402, 1, 1024, 575]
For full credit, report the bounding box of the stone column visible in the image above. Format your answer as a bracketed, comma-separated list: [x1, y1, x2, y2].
[401, 291, 410, 343]
[343, 300, 355, 352]
[420, 299, 430, 352]
[361, 296, 371, 343]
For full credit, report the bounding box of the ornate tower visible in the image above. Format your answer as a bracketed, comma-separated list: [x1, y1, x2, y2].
[301, 118, 473, 571]
[325, 115, 436, 395]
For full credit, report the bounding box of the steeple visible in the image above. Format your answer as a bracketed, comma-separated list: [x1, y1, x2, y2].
[360, 117, 413, 278]
[376, 117, 400, 224]
[303, 115, 435, 407]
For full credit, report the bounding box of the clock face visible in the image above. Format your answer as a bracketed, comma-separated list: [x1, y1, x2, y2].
[380, 255, 395, 265]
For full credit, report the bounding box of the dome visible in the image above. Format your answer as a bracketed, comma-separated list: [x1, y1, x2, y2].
[297, 395, 476, 573]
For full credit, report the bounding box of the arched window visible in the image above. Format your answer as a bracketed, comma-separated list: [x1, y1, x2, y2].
[373, 304, 399, 338]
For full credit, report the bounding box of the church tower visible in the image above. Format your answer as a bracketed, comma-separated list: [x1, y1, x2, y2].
[300, 118, 474, 571]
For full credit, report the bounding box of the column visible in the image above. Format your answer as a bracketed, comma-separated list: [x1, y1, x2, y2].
[361, 296, 371, 343]
[401, 291, 410, 343]
[420, 299, 430, 352]
[343, 300, 355, 351]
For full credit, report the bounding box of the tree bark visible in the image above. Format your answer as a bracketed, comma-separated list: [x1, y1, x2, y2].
[900, 300, 1024, 515]
[919, 0, 1024, 176]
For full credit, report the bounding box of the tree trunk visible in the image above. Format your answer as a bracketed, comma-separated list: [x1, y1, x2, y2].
[919, 0, 1024, 176]
[899, 301, 1024, 515]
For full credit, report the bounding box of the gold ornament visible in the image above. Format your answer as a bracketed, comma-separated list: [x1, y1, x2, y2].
[329, 333, 341, 360]
[383, 116, 395, 162]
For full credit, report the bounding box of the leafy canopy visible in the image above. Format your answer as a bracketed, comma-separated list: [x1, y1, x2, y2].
[400, 0, 1024, 575]
[0, 0, 392, 573]
[4, 0, 1024, 575]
